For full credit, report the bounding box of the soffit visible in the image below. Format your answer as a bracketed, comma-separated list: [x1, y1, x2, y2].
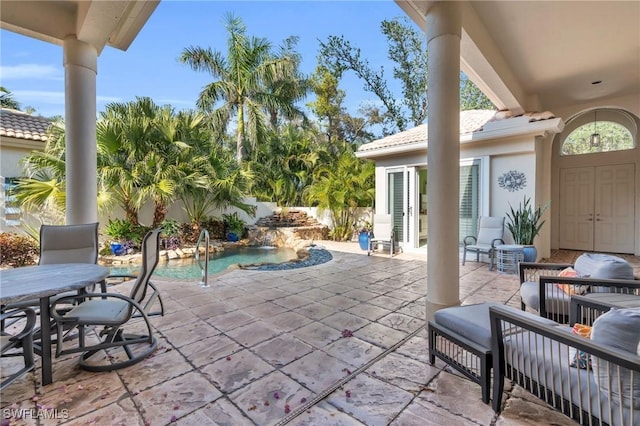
[0, 0, 159, 54]
[396, 1, 640, 112]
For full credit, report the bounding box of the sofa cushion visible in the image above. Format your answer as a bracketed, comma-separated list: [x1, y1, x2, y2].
[520, 281, 571, 314]
[434, 302, 501, 349]
[591, 307, 640, 409]
[574, 253, 633, 280]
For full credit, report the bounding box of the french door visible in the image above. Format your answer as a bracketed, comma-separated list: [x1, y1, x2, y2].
[559, 164, 635, 253]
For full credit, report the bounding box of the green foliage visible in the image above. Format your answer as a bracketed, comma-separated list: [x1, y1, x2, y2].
[222, 212, 246, 237]
[0, 86, 21, 110]
[303, 150, 375, 241]
[161, 219, 181, 237]
[506, 197, 550, 245]
[103, 219, 149, 244]
[0, 233, 38, 267]
[562, 120, 634, 155]
[180, 13, 304, 163]
[319, 17, 495, 135]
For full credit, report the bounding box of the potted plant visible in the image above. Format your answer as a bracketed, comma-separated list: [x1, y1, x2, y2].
[357, 219, 373, 251]
[223, 212, 246, 242]
[505, 196, 550, 262]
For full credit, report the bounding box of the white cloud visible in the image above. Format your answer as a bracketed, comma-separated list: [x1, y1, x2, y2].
[0, 64, 62, 80]
[97, 95, 121, 103]
[12, 90, 64, 105]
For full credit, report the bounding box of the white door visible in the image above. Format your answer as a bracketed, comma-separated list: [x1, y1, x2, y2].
[559, 167, 595, 251]
[594, 164, 636, 253]
[559, 164, 636, 253]
[407, 167, 418, 248]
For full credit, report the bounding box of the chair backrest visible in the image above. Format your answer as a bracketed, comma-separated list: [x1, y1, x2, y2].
[39, 222, 99, 265]
[130, 228, 162, 304]
[476, 216, 505, 245]
[372, 214, 394, 240]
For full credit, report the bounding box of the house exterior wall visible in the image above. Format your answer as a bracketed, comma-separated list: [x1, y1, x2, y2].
[367, 132, 555, 257]
[0, 138, 44, 178]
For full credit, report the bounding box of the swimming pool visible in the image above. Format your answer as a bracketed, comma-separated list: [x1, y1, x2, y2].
[109, 246, 298, 280]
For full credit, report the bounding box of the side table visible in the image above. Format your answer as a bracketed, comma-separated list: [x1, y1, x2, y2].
[496, 244, 524, 274]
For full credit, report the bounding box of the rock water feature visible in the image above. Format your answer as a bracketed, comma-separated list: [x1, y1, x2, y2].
[248, 210, 329, 252]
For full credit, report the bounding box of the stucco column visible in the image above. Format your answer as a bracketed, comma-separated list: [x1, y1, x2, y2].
[63, 37, 98, 225]
[426, 2, 462, 321]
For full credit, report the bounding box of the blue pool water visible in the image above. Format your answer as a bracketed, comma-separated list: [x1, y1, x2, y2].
[110, 246, 298, 280]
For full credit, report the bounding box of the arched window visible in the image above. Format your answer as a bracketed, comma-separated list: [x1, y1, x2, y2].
[561, 110, 636, 155]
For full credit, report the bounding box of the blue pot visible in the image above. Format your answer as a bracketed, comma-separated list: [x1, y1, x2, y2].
[522, 246, 537, 262]
[227, 232, 239, 242]
[110, 242, 124, 256]
[358, 231, 370, 250]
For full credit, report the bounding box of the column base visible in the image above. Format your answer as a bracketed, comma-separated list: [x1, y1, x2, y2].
[426, 298, 461, 322]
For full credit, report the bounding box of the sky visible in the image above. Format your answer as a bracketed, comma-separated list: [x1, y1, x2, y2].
[0, 1, 411, 120]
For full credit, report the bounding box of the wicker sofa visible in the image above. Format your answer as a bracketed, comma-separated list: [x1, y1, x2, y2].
[490, 304, 640, 426]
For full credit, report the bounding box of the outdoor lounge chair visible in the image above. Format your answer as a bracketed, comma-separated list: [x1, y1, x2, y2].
[50, 228, 164, 371]
[462, 216, 505, 271]
[519, 253, 639, 323]
[367, 214, 396, 257]
[1, 307, 36, 390]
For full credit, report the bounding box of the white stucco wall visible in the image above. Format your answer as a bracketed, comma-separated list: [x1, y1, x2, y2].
[0, 145, 35, 178]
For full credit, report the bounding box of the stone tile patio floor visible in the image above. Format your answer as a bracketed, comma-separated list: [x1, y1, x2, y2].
[2, 244, 639, 425]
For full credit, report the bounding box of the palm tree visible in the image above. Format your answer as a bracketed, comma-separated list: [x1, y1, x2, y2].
[0, 86, 20, 110]
[304, 150, 375, 241]
[179, 14, 299, 163]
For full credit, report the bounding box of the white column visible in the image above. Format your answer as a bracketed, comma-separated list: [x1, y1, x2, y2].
[63, 37, 98, 225]
[426, 2, 462, 321]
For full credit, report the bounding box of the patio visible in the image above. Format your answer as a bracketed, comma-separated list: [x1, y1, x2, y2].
[2, 244, 638, 425]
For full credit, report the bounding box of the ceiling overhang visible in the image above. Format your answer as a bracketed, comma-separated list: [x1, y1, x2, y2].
[395, 1, 640, 114]
[0, 0, 159, 54]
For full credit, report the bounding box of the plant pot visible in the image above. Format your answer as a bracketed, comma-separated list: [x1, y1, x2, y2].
[110, 242, 124, 256]
[227, 232, 239, 242]
[522, 245, 537, 262]
[358, 231, 370, 250]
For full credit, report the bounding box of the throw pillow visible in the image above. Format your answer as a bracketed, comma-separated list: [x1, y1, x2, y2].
[554, 267, 588, 295]
[569, 323, 592, 369]
[590, 307, 640, 409]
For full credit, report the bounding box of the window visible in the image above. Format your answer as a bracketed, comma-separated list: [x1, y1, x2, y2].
[2, 177, 21, 227]
[561, 115, 635, 156]
[459, 161, 480, 243]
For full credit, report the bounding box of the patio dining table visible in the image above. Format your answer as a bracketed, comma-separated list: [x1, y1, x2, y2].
[0, 263, 110, 386]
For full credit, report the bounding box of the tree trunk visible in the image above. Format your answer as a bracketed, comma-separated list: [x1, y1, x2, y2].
[152, 203, 167, 228]
[236, 103, 245, 164]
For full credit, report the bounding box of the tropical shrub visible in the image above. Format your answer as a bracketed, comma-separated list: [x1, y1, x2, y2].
[223, 212, 246, 238]
[0, 233, 38, 267]
[103, 218, 149, 246]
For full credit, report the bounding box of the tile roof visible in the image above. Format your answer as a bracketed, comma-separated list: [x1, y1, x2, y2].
[0, 108, 50, 142]
[358, 109, 556, 152]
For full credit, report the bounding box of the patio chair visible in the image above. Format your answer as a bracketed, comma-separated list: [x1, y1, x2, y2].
[1, 307, 36, 390]
[462, 216, 505, 271]
[2, 222, 102, 334]
[367, 214, 396, 257]
[50, 228, 164, 371]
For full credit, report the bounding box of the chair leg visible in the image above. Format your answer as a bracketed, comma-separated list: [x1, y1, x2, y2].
[462, 249, 466, 265]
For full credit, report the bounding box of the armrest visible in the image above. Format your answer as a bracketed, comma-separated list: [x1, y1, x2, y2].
[1, 307, 36, 341]
[538, 276, 640, 321]
[519, 262, 573, 285]
[491, 238, 505, 248]
[490, 304, 640, 369]
[569, 294, 619, 326]
[463, 236, 477, 246]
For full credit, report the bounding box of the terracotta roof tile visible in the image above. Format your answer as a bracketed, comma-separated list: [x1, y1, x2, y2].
[0, 109, 50, 142]
[358, 109, 556, 152]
